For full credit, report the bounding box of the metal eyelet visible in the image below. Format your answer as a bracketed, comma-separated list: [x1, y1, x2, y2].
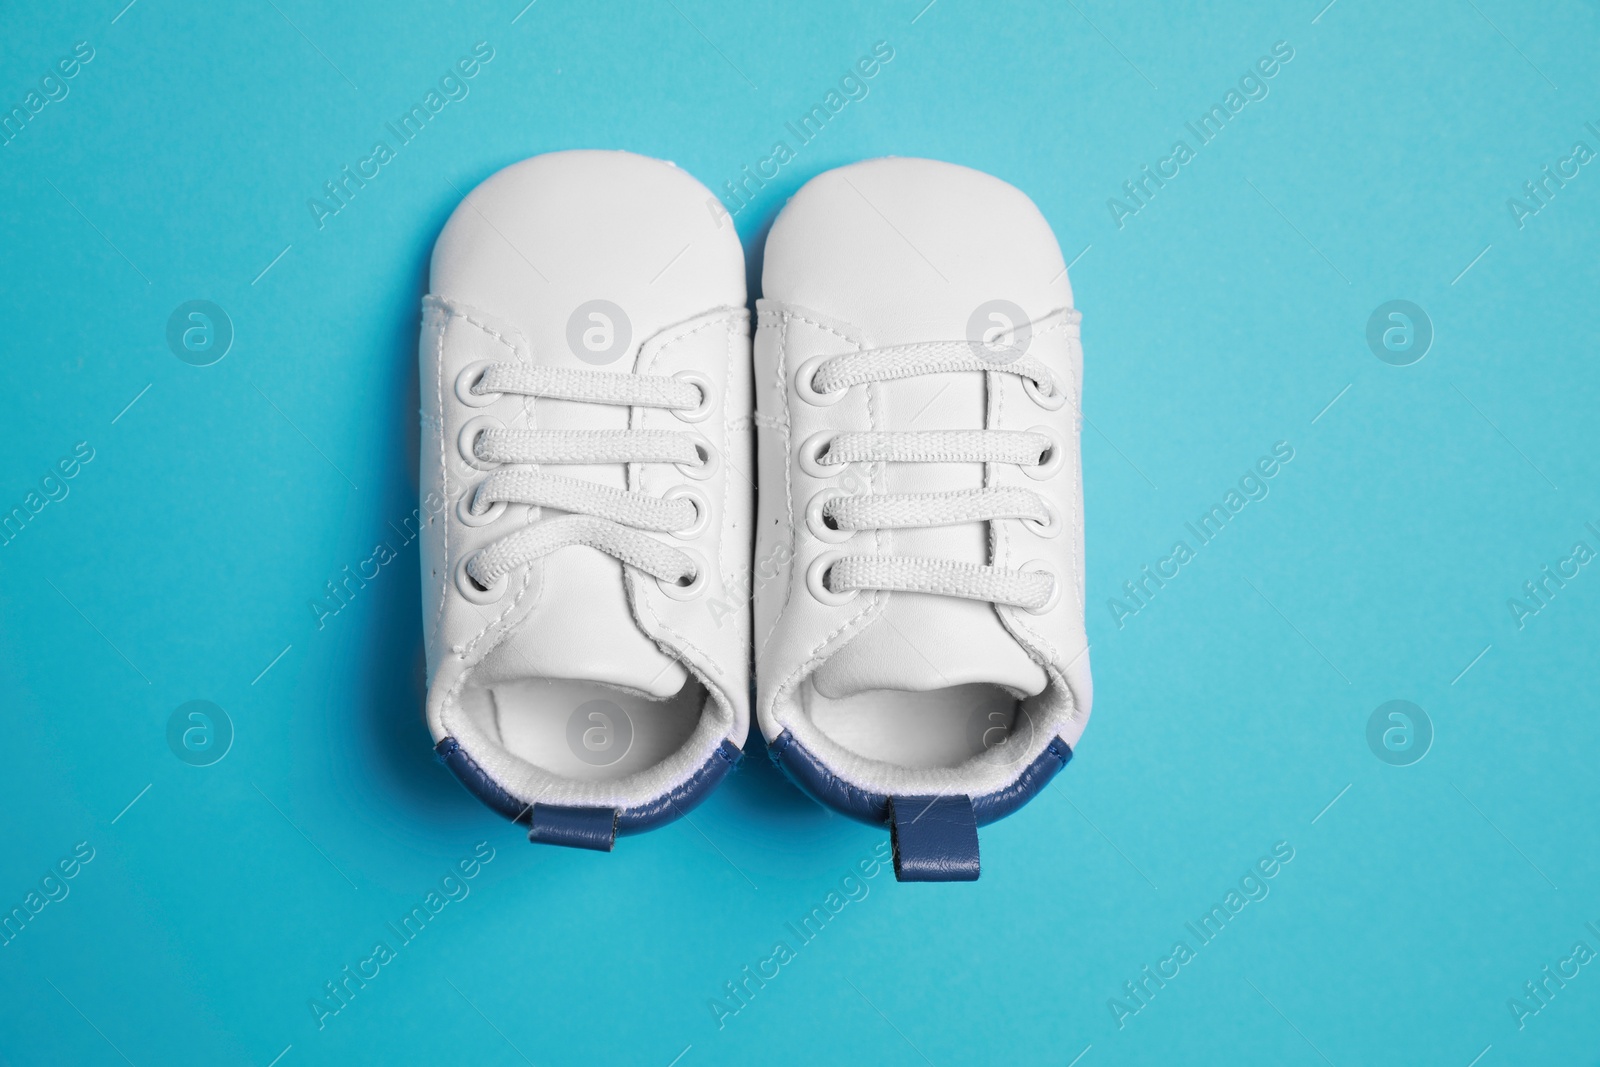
[675, 435, 720, 481]
[1019, 559, 1060, 615]
[457, 414, 504, 472]
[1023, 426, 1065, 481]
[455, 554, 507, 604]
[805, 489, 854, 544]
[456, 483, 508, 528]
[798, 431, 838, 479]
[657, 548, 708, 601]
[664, 485, 709, 539]
[455, 361, 502, 408]
[806, 551, 858, 606]
[1021, 498, 1062, 538]
[1023, 373, 1068, 411]
[795, 355, 847, 406]
[671, 370, 714, 423]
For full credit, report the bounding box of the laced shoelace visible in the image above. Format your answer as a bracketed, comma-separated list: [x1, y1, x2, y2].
[458, 362, 709, 596]
[804, 338, 1071, 612]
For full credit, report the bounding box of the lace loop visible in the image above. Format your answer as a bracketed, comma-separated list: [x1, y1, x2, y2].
[824, 486, 1049, 531]
[477, 427, 702, 467]
[820, 429, 1051, 467]
[469, 515, 694, 586]
[472, 470, 698, 533]
[812, 341, 1058, 397]
[825, 555, 1054, 611]
[476, 364, 701, 410]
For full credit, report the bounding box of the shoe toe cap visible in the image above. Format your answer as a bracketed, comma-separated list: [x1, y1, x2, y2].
[762, 156, 1072, 343]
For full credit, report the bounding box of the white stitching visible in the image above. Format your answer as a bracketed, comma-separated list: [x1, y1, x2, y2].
[426, 298, 533, 652]
[759, 308, 887, 718]
[757, 311, 796, 661]
[432, 306, 450, 639]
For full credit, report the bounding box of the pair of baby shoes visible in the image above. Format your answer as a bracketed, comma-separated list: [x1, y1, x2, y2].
[417, 150, 1091, 881]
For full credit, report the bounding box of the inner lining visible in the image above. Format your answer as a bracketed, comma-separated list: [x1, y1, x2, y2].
[802, 679, 1021, 770]
[458, 676, 705, 783]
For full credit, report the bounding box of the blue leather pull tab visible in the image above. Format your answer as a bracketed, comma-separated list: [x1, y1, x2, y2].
[888, 795, 980, 882]
[528, 805, 617, 852]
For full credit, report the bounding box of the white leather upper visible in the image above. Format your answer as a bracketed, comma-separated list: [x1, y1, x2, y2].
[419, 150, 751, 810]
[753, 157, 1092, 798]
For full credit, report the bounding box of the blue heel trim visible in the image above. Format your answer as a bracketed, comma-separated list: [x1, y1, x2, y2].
[616, 738, 742, 833]
[435, 736, 529, 824]
[768, 731, 1071, 828]
[435, 736, 743, 844]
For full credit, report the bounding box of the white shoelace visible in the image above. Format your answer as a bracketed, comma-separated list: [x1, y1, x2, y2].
[808, 340, 1068, 611]
[460, 363, 706, 593]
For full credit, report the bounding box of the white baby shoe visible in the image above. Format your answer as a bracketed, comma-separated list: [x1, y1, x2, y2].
[753, 158, 1092, 881]
[419, 151, 752, 851]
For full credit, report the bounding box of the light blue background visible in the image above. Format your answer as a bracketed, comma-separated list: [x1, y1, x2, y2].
[3, 1, 1598, 1064]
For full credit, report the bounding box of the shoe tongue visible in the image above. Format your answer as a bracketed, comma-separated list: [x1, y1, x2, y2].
[471, 313, 689, 699]
[810, 371, 1047, 700]
[471, 551, 689, 697]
